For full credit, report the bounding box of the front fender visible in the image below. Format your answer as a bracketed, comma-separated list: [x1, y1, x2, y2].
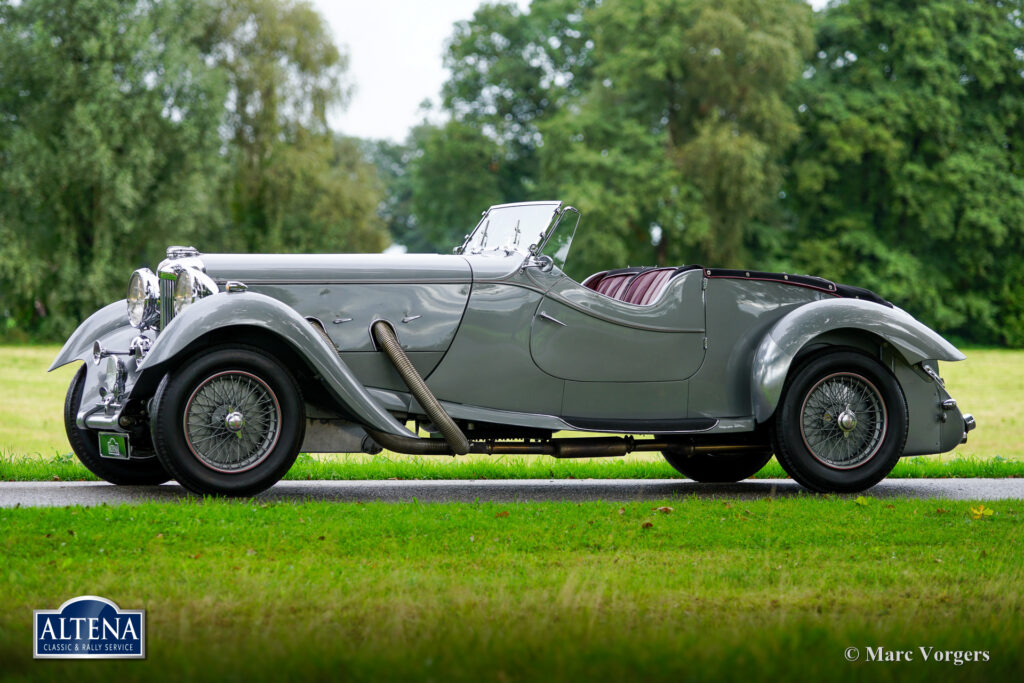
[49, 300, 132, 371]
[751, 298, 965, 423]
[142, 292, 415, 439]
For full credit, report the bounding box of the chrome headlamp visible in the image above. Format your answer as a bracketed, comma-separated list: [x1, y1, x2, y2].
[127, 268, 160, 329]
[172, 266, 218, 315]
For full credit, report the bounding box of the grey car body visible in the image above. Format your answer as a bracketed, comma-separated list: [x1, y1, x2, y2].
[51, 201, 975, 495]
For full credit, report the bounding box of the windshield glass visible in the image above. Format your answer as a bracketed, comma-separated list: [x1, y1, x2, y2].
[462, 202, 560, 256]
[540, 207, 579, 271]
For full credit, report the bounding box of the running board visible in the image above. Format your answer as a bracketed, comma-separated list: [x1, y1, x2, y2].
[561, 416, 717, 433]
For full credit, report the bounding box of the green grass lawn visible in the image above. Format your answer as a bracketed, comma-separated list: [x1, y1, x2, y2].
[4, 348, 1021, 682]
[2, 497, 1021, 682]
[1, 345, 1021, 481]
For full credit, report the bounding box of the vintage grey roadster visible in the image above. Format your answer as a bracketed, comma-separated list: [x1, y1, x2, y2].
[51, 201, 975, 495]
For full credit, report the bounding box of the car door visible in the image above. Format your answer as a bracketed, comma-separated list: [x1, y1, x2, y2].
[529, 268, 707, 425]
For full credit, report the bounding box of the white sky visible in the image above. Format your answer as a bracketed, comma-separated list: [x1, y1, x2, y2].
[313, 0, 527, 142]
[313, 0, 830, 142]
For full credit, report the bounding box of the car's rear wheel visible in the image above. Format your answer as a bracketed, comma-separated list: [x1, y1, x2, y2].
[662, 449, 773, 483]
[772, 350, 907, 493]
[150, 346, 305, 496]
[64, 365, 170, 485]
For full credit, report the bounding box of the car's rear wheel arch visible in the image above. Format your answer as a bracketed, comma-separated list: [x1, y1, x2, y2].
[774, 330, 905, 416]
[790, 330, 892, 373]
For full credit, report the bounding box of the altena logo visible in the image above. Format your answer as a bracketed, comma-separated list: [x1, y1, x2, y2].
[33, 596, 145, 659]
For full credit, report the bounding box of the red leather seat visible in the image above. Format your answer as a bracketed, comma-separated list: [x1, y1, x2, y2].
[621, 267, 675, 305]
[582, 265, 700, 306]
[593, 269, 643, 299]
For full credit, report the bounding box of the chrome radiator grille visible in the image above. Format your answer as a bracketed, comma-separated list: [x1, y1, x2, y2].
[160, 277, 175, 329]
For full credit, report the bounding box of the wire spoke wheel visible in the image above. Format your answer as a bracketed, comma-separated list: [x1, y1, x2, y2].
[799, 371, 887, 470]
[183, 370, 282, 473]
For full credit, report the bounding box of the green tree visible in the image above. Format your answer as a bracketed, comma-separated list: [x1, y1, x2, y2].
[0, 0, 227, 338]
[407, 120, 504, 252]
[443, 0, 598, 202]
[425, 0, 812, 276]
[541, 0, 814, 273]
[207, 0, 388, 253]
[384, 0, 597, 253]
[787, 0, 1024, 345]
[361, 138, 425, 252]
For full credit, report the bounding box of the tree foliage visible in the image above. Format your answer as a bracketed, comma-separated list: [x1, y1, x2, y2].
[787, 0, 1024, 346]
[407, 121, 504, 252]
[397, 0, 597, 253]
[411, 0, 1022, 345]
[1, 0, 1022, 348]
[207, 0, 387, 254]
[0, 0, 227, 338]
[419, 0, 813, 278]
[539, 0, 813, 277]
[0, 0, 386, 338]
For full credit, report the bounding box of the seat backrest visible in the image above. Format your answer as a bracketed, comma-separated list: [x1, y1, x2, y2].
[580, 270, 608, 290]
[591, 267, 645, 300]
[582, 264, 703, 306]
[621, 267, 675, 305]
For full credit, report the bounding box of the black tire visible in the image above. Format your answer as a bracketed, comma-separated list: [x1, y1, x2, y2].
[662, 449, 773, 483]
[772, 350, 907, 493]
[64, 365, 170, 486]
[150, 346, 305, 496]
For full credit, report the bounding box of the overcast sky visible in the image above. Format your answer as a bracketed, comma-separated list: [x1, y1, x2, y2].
[312, 0, 526, 142]
[312, 0, 829, 143]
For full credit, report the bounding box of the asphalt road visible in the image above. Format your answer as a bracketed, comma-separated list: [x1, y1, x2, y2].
[0, 478, 1022, 507]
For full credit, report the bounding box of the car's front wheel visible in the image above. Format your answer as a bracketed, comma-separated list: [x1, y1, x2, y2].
[150, 346, 305, 496]
[772, 350, 907, 493]
[661, 449, 773, 483]
[64, 365, 170, 485]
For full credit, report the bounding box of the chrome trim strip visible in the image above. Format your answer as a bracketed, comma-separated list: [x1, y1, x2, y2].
[213, 278, 472, 286]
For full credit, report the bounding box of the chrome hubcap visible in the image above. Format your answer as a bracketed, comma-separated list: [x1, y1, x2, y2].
[224, 411, 245, 432]
[183, 371, 281, 473]
[799, 372, 887, 470]
[836, 406, 858, 432]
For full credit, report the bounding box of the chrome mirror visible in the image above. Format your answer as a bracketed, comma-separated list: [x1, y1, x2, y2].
[521, 254, 554, 273]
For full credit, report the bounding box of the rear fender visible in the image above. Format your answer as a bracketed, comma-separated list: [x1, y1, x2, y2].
[141, 292, 415, 438]
[752, 298, 964, 422]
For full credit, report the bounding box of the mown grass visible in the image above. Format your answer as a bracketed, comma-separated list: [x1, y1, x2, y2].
[2, 497, 1022, 682]
[3, 450, 1023, 483]
[0, 345, 78, 457]
[2, 345, 1020, 482]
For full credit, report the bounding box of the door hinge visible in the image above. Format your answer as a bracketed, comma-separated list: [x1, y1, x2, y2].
[703, 337, 708, 349]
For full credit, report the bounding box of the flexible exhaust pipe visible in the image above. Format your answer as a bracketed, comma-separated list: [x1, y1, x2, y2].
[371, 320, 470, 455]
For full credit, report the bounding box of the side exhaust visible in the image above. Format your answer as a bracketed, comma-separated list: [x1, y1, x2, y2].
[371, 320, 470, 455]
